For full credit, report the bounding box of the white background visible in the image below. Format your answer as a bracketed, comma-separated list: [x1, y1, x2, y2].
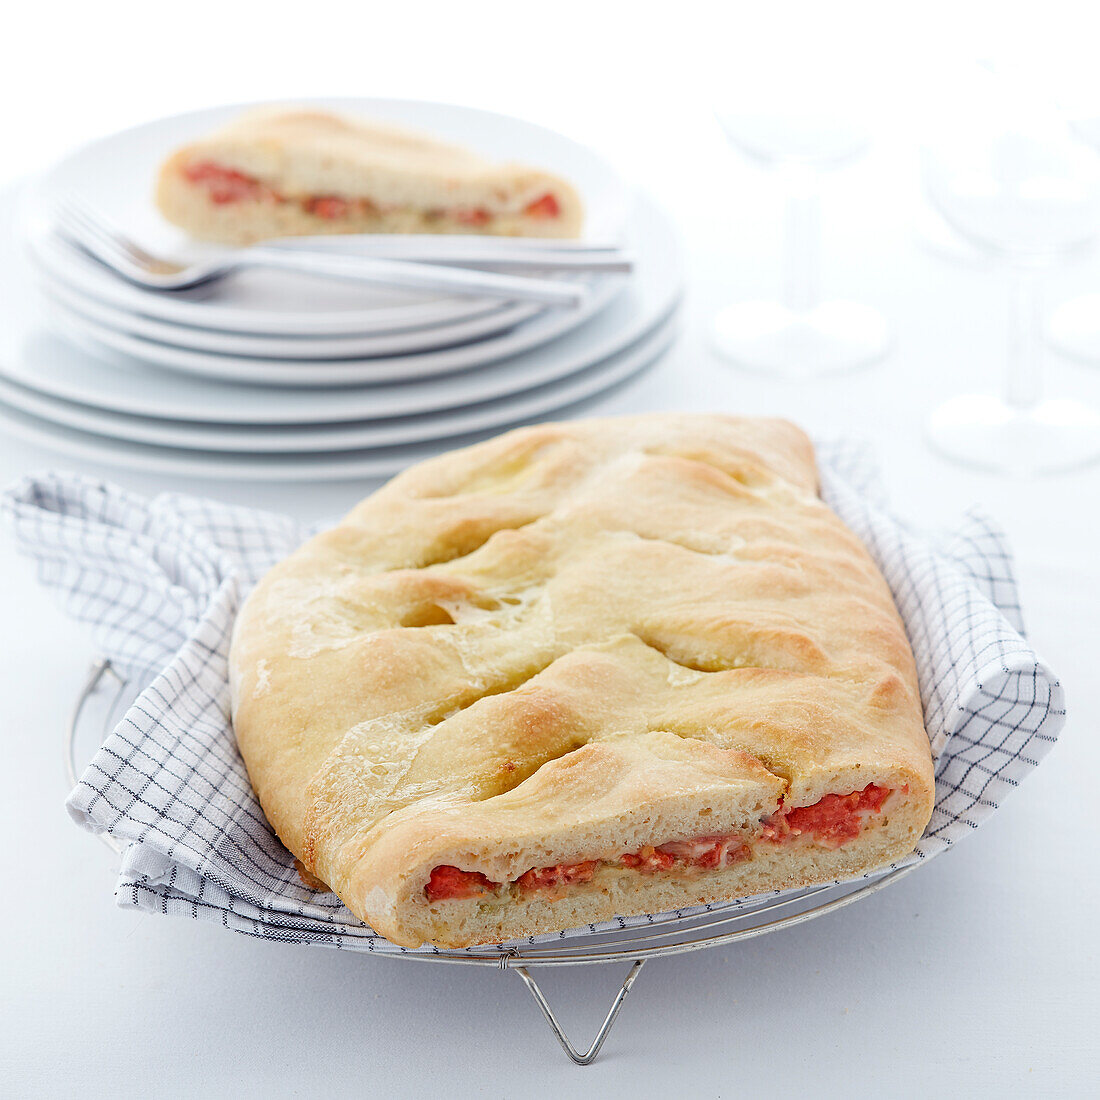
[1, 2, 1097, 1096]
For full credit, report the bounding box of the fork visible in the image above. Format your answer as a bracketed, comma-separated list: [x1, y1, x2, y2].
[268, 235, 634, 272]
[54, 198, 590, 307]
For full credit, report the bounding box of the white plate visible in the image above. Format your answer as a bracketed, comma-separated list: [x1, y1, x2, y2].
[0, 191, 680, 423]
[0, 317, 676, 480]
[22, 96, 626, 336]
[0, 313, 676, 455]
[49, 269, 624, 387]
[41, 273, 551, 360]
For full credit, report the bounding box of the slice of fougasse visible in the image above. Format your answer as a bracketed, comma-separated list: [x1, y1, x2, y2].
[156, 107, 583, 245]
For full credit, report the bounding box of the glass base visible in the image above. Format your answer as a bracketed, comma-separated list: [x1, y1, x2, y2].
[927, 393, 1100, 474]
[711, 300, 890, 377]
[1048, 293, 1100, 363]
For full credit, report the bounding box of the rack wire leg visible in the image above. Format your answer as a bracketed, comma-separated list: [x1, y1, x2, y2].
[66, 658, 126, 856]
[512, 959, 646, 1066]
[66, 658, 123, 789]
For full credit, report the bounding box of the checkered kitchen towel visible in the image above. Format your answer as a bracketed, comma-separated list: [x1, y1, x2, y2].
[1, 443, 1066, 954]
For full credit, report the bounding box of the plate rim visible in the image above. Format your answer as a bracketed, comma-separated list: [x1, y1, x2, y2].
[0, 312, 678, 479]
[49, 270, 626, 388]
[41, 275, 549, 360]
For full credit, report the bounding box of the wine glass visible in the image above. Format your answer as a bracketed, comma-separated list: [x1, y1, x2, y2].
[923, 118, 1100, 474]
[1045, 112, 1100, 363]
[711, 112, 891, 377]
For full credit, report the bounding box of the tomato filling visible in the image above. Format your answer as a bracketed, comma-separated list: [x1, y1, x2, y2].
[183, 161, 275, 204]
[183, 162, 560, 223]
[620, 845, 676, 873]
[515, 861, 598, 891]
[524, 192, 561, 218]
[453, 207, 491, 226]
[424, 784, 897, 901]
[424, 865, 499, 901]
[651, 834, 752, 870]
[303, 195, 350, 219]
[760, 783, 894, 849]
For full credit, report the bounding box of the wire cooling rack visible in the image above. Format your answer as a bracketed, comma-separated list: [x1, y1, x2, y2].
[69, 658, 921, 1065]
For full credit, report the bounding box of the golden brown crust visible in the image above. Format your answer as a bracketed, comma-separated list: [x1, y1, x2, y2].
[228, 415, 934, 947]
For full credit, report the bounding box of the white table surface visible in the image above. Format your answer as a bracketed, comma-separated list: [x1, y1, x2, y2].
[2, 6, 1098, 1096]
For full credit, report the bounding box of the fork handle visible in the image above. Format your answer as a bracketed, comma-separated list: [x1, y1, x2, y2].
[267, 241, 633, 272]
[242, 247, 587, 307]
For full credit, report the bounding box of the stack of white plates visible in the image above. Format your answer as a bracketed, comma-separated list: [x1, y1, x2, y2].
[0, 99, 682, 480]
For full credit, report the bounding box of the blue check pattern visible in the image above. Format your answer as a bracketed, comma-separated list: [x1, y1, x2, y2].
[1, 444, 1065, 954]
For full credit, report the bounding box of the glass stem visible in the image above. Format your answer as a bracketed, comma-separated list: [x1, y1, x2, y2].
[1006, 266, 1043, 411]
[781, 168, 821, 314]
